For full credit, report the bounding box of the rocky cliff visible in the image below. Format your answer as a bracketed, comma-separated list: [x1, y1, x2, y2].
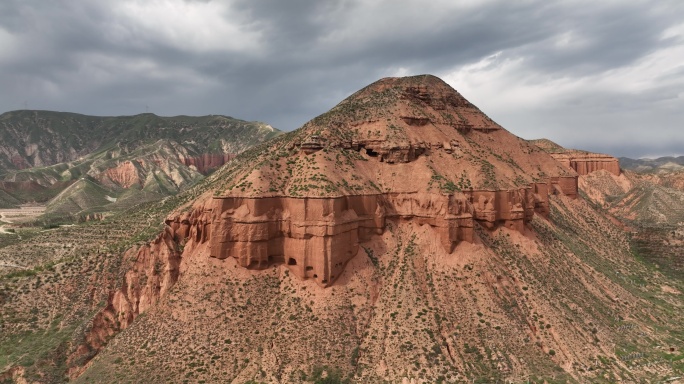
[70, 76, 582, 371]
[551, 152, 620, 176]
[177, 153, 235, 174]
[167, 177, 578, 287]
[66, 228, 182, 378]
[530, 139, 621, 176]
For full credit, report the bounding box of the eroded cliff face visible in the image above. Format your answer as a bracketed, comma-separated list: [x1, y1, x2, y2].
[551, 152, 621, 176]
[67, 229, 181, 378]
[163, 174, 577, 287]
[529, 139, 620, 176]
[178, 153, 235, 174]
[157, 75, 582, 287]
[99, 161, 142, 189]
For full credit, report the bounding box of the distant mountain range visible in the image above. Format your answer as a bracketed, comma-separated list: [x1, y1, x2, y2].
[0, 110, 281, 218]
[619, 156, 684, 173]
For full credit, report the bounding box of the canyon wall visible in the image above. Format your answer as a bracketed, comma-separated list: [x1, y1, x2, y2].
[550, 153, 620, 176]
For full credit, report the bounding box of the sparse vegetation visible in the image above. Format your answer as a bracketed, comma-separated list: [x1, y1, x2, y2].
[1, 76, 683, 384]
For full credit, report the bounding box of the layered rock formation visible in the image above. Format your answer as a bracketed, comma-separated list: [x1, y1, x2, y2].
[165, 171, 578, 287]
[551, 152, 620, 176]
[165, 175, 577, 286]
[206, 194, 470, 286]
[529, 139, 621, 176]
[68, 74, 589, 378]
[21, 75, 684, 384]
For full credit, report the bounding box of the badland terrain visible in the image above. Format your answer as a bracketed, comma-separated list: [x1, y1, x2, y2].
[0, 111, 281, 222]
[1, 75, 682, 383]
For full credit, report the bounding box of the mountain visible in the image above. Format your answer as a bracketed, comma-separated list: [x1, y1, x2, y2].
[0, 111, 281, 218]
[1, 76, 683, 383]
[619, 156, 684, 174]
[0, 111, 278, 172]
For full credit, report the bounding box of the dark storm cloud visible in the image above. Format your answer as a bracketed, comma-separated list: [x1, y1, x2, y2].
[0, 0, 682, 158]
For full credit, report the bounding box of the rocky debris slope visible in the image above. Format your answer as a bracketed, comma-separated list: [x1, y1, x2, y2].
[66, 228, 182, 379]
[77, 192, 684, 384]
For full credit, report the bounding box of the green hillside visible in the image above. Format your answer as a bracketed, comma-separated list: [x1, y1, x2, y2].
[0, 111, 282, 219]
[0, 111, 280, 172]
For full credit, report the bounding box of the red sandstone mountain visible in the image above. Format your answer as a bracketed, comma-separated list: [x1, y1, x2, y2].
[163, 75, 580, 287]
[5, 75, 682, 383]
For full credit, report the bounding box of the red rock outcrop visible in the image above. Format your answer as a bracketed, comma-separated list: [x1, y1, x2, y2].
[530, 140, 620, 176]
[178, 153, 234, 174]
[99, 160, 142, 188]
[163, 173, 578, 288]
[67, 229, 181, 378]
[551, 152, 620, 176]
[203, 193, 472, 285]
[69, 74, 587, 379]
[550, 176, 579, 198]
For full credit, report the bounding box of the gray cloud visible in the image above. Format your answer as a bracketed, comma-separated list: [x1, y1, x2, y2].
[1, 0, 683, 158]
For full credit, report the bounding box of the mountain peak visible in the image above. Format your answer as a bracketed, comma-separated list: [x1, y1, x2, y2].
[359, 74, 458, 95]
[212, 74, 568, 201]
[305, 75, 501, 142]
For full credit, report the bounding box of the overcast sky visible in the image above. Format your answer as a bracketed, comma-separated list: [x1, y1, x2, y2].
[1, 0, 682, 158]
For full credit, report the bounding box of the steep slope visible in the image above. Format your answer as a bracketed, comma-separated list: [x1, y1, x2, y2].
[76, 193, 684, 384]
[576, 162, 684, 279]
[532, 143, 684, 278]
[45, 178, 113, 218]
[0, 189, 21, 209]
